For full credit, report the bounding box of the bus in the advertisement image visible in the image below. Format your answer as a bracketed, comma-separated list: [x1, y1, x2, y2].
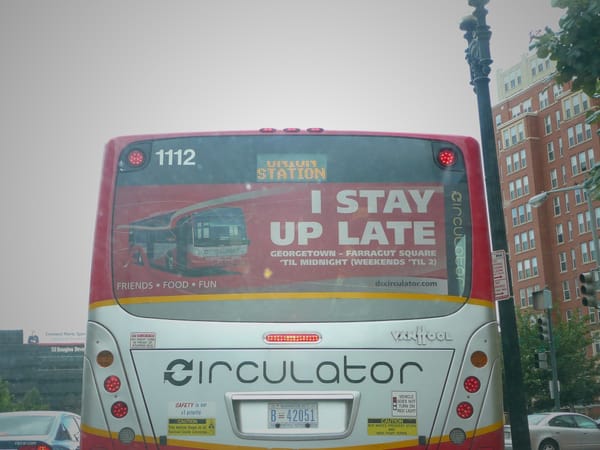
[81, 129, 503, 450]
[126, 206, 250, 273]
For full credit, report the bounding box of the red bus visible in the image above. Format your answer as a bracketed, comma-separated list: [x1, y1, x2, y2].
[126, 206, 249, 272]
[81, 129, 503, 450]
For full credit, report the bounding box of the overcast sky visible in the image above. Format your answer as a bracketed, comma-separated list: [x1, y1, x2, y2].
[0, 0, 562, 342]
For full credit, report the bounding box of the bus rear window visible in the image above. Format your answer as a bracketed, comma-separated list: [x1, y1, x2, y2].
[112, 135, 472, 322]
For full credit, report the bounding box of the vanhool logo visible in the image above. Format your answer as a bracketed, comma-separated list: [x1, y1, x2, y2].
[163, 356, 423, 386]
[391, 327, 453, 346]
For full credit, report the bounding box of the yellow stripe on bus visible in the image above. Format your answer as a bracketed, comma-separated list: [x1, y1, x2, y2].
[90, 292, 493, 310]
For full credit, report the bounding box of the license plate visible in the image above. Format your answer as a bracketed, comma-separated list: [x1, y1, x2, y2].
[268, 401, 319, 429]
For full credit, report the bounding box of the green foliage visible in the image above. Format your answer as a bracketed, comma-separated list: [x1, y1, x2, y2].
[532, 0, 600, 197]
[531, 0, 600, 97]
[0, 378, 49, 412]
[0, 379, 14, 412]
[516, 311, 600, 411]
[19, 387, 49, 411]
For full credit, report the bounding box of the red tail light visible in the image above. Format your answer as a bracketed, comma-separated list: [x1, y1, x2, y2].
[437, 148, 457, 167]
[19, 445, 51, 450]
[111, 401, 129, 418]
[456, 401, 474, 419]
[464, 376, 481, 393]
[104, 375, 121, 393]
[126, 149, 145, 167]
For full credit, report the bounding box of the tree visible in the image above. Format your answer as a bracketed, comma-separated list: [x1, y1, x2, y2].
[0, 378, 14, 412]
[531, 0, 600, 98]
[531, 0, 600, 196]
[0, 378, 49, 412]
[516, 311, 600, 411]
[18, 387, 49, 411]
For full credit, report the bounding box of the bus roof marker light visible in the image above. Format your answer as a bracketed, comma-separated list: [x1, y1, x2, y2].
[437, 148, 457, 167]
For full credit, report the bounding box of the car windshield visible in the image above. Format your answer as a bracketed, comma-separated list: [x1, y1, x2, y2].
[0, 415, 54, 435]
[528, 414, 549, 425]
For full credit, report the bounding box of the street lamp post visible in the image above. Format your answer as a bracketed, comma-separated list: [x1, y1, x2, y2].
[460, 2, 532, 449]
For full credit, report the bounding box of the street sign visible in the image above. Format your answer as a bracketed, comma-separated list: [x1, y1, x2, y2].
[492, 250, 510, 301]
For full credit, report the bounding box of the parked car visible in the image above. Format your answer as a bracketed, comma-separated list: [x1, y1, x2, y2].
[505, 412, 600, 450]
[0, 411, 80, 449]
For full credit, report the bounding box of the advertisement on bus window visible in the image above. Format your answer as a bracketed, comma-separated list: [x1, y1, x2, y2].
[113, 181, 448, 299]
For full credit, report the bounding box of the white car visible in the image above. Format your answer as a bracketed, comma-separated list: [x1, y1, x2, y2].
[504, 412, 600, 450]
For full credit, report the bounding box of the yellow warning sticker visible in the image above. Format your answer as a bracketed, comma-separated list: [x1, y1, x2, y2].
[367, 418, 417, 436]
[168, 418, 216, 436]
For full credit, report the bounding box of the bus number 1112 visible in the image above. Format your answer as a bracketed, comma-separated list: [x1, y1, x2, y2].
[155, 149, 196, 166]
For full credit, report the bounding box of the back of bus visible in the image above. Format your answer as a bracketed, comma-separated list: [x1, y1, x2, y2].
[81, 130, 503, 450]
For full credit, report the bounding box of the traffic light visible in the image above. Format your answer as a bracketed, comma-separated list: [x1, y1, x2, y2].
[537, 316, 550, 342]
[534, 351, 548, 370]
[579, 271, 599, 308]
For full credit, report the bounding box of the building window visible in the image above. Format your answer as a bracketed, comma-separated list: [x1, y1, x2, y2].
[577, 212, 586, 233]
[562, 280, 571, 301]
[550, 169, 558, 188]
[544, 115, 552, 134]
[556, 223, 564, 244]
[564, 97, 572, 119]
[568, 127, 575, 147]
[555, 109, 561, 128]
[553, 196, 561, 216]
[571, 248, 577, 270]
[553, 84, 563, 98]
[559, 137, 564, 156]
[571, 155, 579, 176]
[547, 141, 555, 161]
[567, 122, 592, 147]
[539, 89, 549, 109]
[582, 242, 590, 263]
[579, 151, 588, 171]
[506, 155, 513, 174]
[567, 220, 573, 240]
[559, 252, 567, 272]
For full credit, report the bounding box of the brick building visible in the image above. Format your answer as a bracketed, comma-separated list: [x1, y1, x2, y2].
[492, 52, 600, 356]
